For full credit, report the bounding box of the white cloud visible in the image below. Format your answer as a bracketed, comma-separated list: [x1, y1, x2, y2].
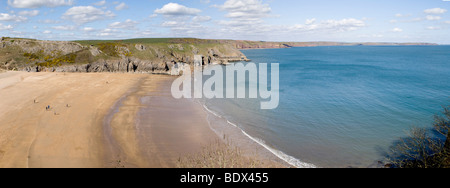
[392, 28, 403, 32]
[18, 10, 39, 17]
[426, 15, 442, 21]
[98, 32, 112, 37]
[115, 2, 128, 11]
[52, 25, 76, 30]
[97, 28, 118, 37]
[213, 0, 275, 39]
[161, 21, 180, 27]
[395, 13, 411, 18]
[7, 0, 73, 8]
[83, 27, 95, 32]
[358, 34, 384, 38]
[39, 19, 60, 24]
[389, 19, 398, 23]
[293, 18, 366, 32]
[109, 19, 138, 29]
[43, 30, 52, 34]
[200, 0, 211, 4]
[426, 26, 441, 30]
[424, 8, 447, 14]
[93, 0, 106, 6]
[392, 17, 424, 23]
[192, 16, 211, 22]
[62, 6, 115, 24]
[410, 17, 424, 22]
[154, 3, 201, 16]
[305, 18, 316, 25]
[323, 19, 366, 31]
[215, 0, 272, 20]
[0, 23, 14, 31]
[0, 13, 27, 22]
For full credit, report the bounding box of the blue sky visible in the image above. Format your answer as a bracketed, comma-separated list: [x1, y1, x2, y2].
[1, 0, 450, 43]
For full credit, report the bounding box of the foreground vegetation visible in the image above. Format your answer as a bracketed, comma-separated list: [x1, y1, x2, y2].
[387, 106, 450, 168]
[176, 140, 284, 168]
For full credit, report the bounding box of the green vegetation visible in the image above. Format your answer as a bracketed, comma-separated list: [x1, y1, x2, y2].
[23, 50, 78, 67]
[75, 38, 238, 62]
[176, 140, 282, 168]
[23, 52, 40, 60]
[74, 38, 177, 46]
[1, 37, 36, 41]
[74, 38, 225, 46]
[1, 37, 245, 71]
[74, 49, 94, 65]
[387, 106, 450, 168]
[97, 42, 122, 57]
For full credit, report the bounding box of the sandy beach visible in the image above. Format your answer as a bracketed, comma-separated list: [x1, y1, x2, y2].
[0, 71, 231, 168]
[103, 75, 218, 168]
[0, 72, 146, 167]
[0, 71, 286, 168]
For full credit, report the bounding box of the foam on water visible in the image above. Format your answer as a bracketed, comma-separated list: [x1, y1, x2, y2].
[203, 104, 222, 118]
[199, 46, 450, 167]
[201, 103, 317, 168]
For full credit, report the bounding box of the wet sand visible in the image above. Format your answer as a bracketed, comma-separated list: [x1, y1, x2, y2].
[0, 72, 219, 168]
[103, 75, 218, 167]
[0, 71, 285, 168]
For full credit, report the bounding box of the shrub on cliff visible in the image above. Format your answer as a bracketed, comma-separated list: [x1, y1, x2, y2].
[24, 51, 78, 67]
[97, 42, 130, 58]
[387, 106, 450, 168]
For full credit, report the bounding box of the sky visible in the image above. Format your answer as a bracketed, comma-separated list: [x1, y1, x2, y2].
[1, 0, 450, 43]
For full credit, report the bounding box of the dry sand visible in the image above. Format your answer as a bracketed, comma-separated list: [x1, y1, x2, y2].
[0, 72, 149, 167]
[0, 71, 285, 168]
[0, 71, 220, 168]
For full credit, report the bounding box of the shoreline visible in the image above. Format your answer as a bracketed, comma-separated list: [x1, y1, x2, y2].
[0, 71, 290, 168]
[101, 74, 219, 167]
[200, 101, 315, 168]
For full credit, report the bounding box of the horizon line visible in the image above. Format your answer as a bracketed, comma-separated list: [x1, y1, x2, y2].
[1, 36, 443, 45]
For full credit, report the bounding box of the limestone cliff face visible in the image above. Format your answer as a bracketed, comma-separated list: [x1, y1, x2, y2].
[22, 57, 160, 74]
[0, 38, 249, 75]
[1, 38, 84, 55]
[4, 38, 434, 74]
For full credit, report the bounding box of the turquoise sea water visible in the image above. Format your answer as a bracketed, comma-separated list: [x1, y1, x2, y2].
[201, 46, 450, 168]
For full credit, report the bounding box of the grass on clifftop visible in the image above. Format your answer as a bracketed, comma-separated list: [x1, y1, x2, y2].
[1, 37, 244, 70]
[75, 38, 240, 62]
[74, 38, 184, 46]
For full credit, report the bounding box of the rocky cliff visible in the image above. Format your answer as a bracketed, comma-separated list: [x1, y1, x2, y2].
[0, 37, 249, 75]
[0, 37, 438, 74]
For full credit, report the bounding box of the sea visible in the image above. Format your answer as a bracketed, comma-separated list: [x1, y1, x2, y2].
[198, 46, 450, 168]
